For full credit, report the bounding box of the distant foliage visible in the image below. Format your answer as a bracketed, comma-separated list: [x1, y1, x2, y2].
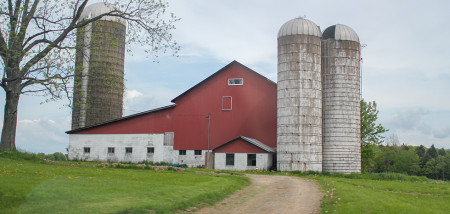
[0, 151, 67, 161]
[364, 144, 450, 180]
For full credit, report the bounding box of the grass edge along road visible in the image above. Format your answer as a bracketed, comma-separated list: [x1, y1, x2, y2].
[0, 153, 250, 214]
[306, 173, 450, 214]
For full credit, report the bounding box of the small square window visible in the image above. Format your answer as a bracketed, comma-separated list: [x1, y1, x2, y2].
[84, 147, 90, 154]
[195, 150, 202, 155]
[228, 78, 243, 85]
[125, 147, 133, 154]
[147, 147, 155, 154]
[179, 150, 186, 155]
[226, 153, 234, 166]
[222, 96, 232, 111]
[247, 154, 256, 166]
[108, 147, 115, 154]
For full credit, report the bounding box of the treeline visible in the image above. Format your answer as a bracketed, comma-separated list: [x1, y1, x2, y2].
[362, 144, 450, 180]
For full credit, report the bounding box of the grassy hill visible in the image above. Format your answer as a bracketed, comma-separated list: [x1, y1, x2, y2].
[1, 151, 449, 214]
[0, 152, 249, 214]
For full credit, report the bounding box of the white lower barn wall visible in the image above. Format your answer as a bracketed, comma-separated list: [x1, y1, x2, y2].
[68, 134, 206, 167]
[214, 153, 273, 171]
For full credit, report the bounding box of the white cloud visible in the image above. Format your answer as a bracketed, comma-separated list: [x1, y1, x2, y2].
[15, 118, 70, 154]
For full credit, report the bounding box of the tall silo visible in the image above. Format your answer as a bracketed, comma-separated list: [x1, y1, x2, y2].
[277, 18, 322, 172]
[72, 3, 126, 129]
[321, 24, 361, 173]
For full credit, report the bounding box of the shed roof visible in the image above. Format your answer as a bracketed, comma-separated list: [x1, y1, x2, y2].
[213, 136, 275, 153]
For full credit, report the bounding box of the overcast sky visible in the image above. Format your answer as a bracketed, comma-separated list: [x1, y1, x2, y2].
[2, 0, 449, 153]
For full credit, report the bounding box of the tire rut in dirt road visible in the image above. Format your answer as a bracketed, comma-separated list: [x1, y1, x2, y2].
[190, 174, 323, 214]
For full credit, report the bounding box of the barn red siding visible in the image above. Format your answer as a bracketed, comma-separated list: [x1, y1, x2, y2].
[69, 61, 277, 150]
[214, 139, 269, 153]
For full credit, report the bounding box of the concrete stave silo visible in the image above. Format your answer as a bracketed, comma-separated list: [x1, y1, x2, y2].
[321, 24, 361, 173]
[72, 3, 126, 129]
[277, 18, 323, 172]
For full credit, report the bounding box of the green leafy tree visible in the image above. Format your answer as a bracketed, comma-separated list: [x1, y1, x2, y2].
[361, 99, 388, 145]
[0, 0, 179, 151]
[435, 155, 447, 180]
[374, 146, 397, 173]
[422, 158, 438, 179]
[392, 149, 420, 175]
[360, 99, 388, 172]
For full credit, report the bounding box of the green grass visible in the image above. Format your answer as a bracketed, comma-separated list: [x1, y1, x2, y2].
[2, 151, 449, 214]
[0, 155, 250, 214]
[313, 175, 450, 214]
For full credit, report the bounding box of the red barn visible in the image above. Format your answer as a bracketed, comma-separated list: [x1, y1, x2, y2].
[67, 61, 277, 170]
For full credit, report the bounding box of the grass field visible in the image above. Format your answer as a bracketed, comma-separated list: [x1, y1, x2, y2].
[313, 174, 450, 214]
[0, 153, 250, 214]
[1, 152, 449, 214]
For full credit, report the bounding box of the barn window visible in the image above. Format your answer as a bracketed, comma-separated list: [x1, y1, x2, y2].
[108, 147, 115, 154]
[226, 153, 235, 166]
[195, 150, 202, 155]
[247, 154, 256, 166]
[222, 96, 232, 111]
[228, 78, 243, 85]
[125, 147, 133, 154]
[147, 147, 154, 154]
[179, 150, 186, 155]
[84, 147, 90, 154]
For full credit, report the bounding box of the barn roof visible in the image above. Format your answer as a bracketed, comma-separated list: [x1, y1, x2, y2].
[213, 136, 275, 153]
[171, 60, 276, 103]
[66, 104, 175, 134]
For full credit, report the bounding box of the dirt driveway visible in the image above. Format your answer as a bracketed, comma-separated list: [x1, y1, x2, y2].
[190, 174, 323, 214]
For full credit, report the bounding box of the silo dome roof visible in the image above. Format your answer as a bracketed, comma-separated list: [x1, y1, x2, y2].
[278, 18, 322, 38]
[322, 24, 359, 42]
[79, 2, 125, 24]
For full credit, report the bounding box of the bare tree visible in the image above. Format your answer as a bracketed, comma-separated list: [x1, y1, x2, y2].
[0, 0, 179, 151]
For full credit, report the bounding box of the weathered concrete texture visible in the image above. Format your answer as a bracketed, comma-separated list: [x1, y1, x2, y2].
[277, 34, 322, 172]
[322, 39, 361, 173]
[72, 20, 126, 129]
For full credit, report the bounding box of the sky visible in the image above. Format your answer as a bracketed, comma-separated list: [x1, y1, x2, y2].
[1, 0, 450, 153]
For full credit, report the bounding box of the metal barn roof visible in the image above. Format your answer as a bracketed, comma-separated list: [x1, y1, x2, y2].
[322, 24, 359, 42]
[278, 18, 322, 38]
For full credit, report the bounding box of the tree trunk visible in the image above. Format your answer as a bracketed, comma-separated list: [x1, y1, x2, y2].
[0, 81, 21, 151]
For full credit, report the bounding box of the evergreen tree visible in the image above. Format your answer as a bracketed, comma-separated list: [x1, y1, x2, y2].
[416, 145, 426, 161]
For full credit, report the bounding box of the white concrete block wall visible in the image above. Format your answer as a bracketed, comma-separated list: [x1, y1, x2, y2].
[68, 134, 207, 167]
[68, 134, 165, 163]
[214, 153, 272, 171]
[173, 150, 207, 167]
